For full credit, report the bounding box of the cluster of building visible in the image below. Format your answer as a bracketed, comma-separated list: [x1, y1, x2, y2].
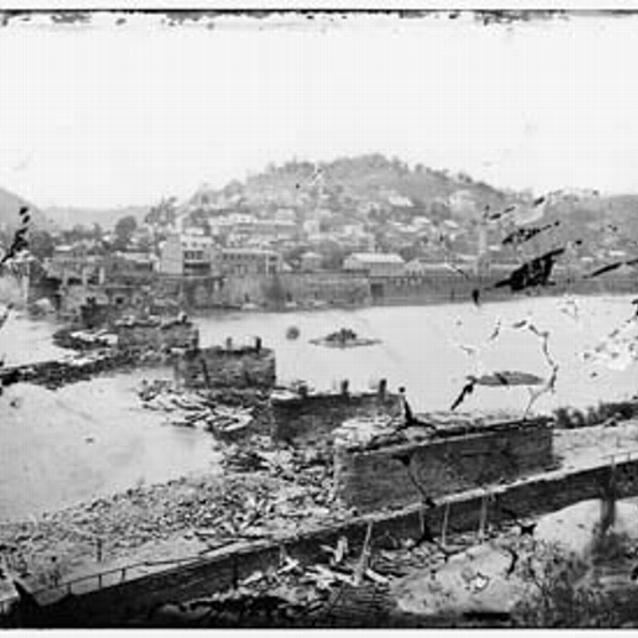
[26, 172, 634, 321]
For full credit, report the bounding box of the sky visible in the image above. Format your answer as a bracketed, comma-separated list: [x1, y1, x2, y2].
[1, 11, 638, 208]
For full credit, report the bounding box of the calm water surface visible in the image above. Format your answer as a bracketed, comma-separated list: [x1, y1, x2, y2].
[197, 294, 638, 413]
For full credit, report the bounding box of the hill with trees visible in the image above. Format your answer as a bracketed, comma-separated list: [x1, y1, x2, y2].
[0, 186, 49, 232]
[185, 154, 638, 266]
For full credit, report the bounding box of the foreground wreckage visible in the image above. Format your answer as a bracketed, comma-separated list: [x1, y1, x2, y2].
[4, 329, 638, 626]
[332, 411, 554, 513]
[9, 382, 638, 628]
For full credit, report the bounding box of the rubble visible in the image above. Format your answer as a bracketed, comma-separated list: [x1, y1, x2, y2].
[174, 339, 276, 390]
[0, 402, 344, 598]
[53, 327, 117, 350]
[139, 527, 399, 627]
[146, 493, 638, 628]
[6, 363, 638, 627]
[0, 349, 165, 391]
[137, 379, 263, 438]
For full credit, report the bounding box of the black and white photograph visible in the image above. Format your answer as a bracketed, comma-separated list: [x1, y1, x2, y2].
[2, 6, 638, 629]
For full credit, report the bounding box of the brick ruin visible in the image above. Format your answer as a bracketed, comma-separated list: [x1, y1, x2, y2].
[173, 337, 276, 390]
[333, 411, 554, 513]
[114, 317, 199, 351]
[269, 379, 402, 445]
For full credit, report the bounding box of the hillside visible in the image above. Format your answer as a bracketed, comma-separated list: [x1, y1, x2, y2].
[185, 155, 638, 265]
[0, 186, 49, 232]
[192, 154, 515, 219]
[524, 192, 638, 262]
[44, 205, 151, 231]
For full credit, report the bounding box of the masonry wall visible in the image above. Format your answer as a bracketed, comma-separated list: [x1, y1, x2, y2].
[271, 390, 402, 445]
[277, 272, 371, 308]
[152, 272, 371, 310]
[173, 345, 276, 389]
[370, 270, 638, 306]
[116, 323, 197, 350]
[334, 422, 554, 513]
[370, 272, 512, 305]
[153, 276, 225, 309]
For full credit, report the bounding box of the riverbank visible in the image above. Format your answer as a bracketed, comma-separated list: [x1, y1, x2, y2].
[190, 283, 638, 314]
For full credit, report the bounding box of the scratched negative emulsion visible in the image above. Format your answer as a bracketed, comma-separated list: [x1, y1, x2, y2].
[2, 9, 638, 630]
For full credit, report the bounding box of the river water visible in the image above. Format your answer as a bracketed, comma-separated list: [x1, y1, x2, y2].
[196, 294, 638, 413]
[1, 294, 636, 521]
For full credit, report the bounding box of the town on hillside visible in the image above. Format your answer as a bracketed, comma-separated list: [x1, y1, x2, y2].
[1, 155, 636, 326]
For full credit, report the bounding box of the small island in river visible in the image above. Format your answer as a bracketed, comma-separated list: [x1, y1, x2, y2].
[309, 327, 382, 349]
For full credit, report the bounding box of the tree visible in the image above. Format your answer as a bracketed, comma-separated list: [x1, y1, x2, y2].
[512, 539, 620, 628]
[316, 240, 347, 270]
[283, 245, 309, 266]
[63, 224, 94, 243]
[135, 235, 153, 253]
[0, 208, 31, 340]
[145, 197, 177, 228]
[113, 215, 138, 250]
[28, 230, 55, 260]
[398, 244, 420, 263]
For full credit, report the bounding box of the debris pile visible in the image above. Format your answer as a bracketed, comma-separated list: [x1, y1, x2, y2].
[137, 380, 267, 438]
[53, 327, 117, 351]
[142, 533, 397, 628]
[141, 493, 638, 628]
[114, 315, 198, 351]
[0, 349, 163, 391]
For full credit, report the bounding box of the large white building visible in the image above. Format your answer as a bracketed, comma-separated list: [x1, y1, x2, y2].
[343, 252, 406, 277]
[159, 232, 215, 276]
[218, 248, 282, 276]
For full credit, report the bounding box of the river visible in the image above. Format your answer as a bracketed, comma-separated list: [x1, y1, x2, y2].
[196, 294, 638, 413]
[0, 294, 636, 521]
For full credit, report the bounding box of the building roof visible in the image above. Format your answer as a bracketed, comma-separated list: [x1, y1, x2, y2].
[347, 252, 405, 265]
[115, 251, 155, 262]
[221, 248, 280, 257]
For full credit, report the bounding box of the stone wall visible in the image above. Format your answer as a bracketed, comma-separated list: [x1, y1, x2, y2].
[371, 270, 638, 306]
[173, 342, 276, 389]
[49, 269, 638, 320]
[334, 416, 553, 513]
[371, 272, 474, 305]
[276, 272, 371, 308]
[0, 349, 164, 391]
[152, 272, 371, 310]
[271, 383, 402, 445]
[116, 322, 198, 351]
[148, 269, 638, 311]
